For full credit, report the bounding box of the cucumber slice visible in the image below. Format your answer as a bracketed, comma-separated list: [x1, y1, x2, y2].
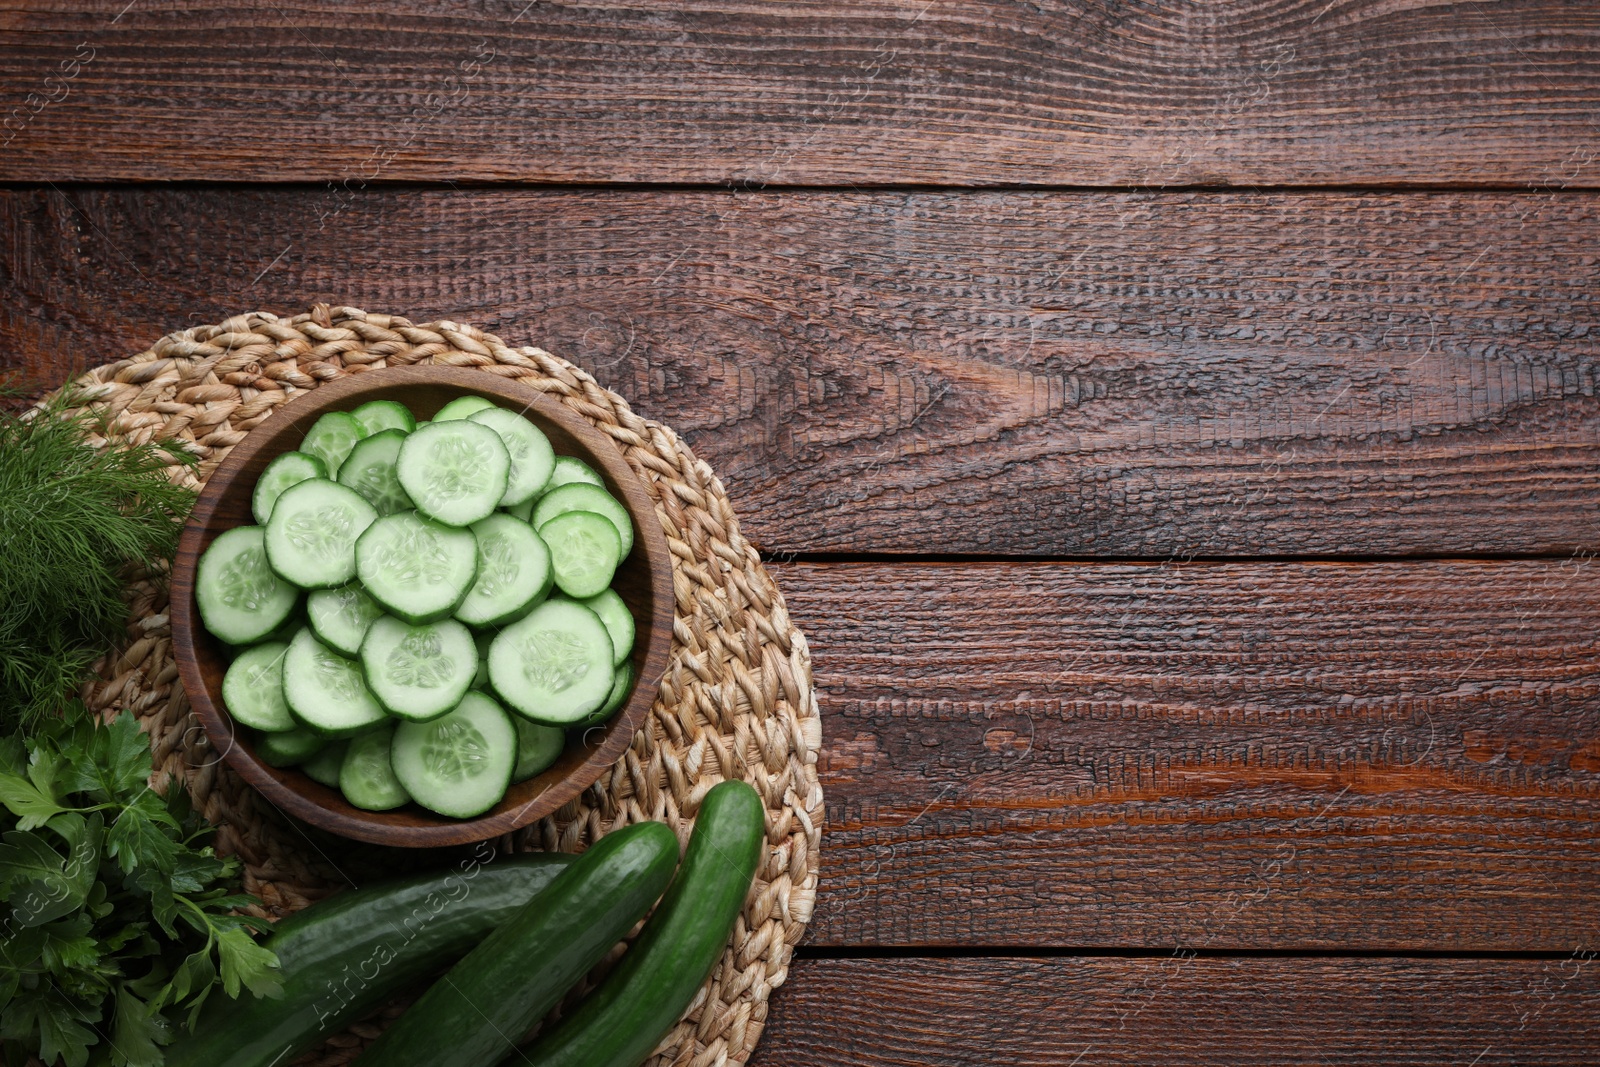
[350, 399, 417, 437]
[391, 691, 516, 818]
[255, 726, 324, 768]
[339, 724, 411, 811]
[306, 582, 383, 657]
[542, 510, 621, 598]
[455, 514, 553, 628]
[264, 478, 379, 589]
[488, 600, 615, 725]
[572, 588, 635, 666]
[467, 407, 555, 506]
[575, 660, 636, 729]
[511, 718, 565, 783]
[547, 455, 604, 491]
[222, 642, 295, 732]
[473, 631, 492, 689]
[602, 659, 635, 716]
[283, 628, 388, 737]
[299, 411, 364, 478]
[338, 429, 414, 516]
[252, 451, 328, 525]
[359, 616, 478, 722]
[355, 511, 479, 624]
[505, 497, 534, 522]
[261, 612, 305, 646]
[301, 740, 349, 788]
[195, 526, 300, 645]
[532, 482, 634, 558]
[397, 421, 511, 527]
[433, 395, 496, 422]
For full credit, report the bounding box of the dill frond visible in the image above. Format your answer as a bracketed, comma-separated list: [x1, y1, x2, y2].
[0, 392, 197, 733]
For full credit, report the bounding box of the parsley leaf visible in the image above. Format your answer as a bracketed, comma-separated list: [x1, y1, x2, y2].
[0, 710, 279, 1067]
[216, 923, 285, 1000]
[111, 983, 169, 1067]
[0, 770, 69, 831]
[106, 791, 182, 879]
[61, 712, 152, 803]
[0, 827, 90, 926]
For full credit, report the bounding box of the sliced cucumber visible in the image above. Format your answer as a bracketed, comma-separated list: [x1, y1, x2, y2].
[255, 726, 324, 768]
[338, 429, 414, 516]
[339, 725, 411, 811]
[195, 526, 300, 645]
[432, 395, 496, 421]
[455, 514, 552, 628]
[532, 482, 634, 558]
[574, 660, 635, 730]
[467, 406, 555, 506]
[488, 600, 615, 725]
[542, 510, 621, 598]
[264, 478, 378, 589]
[355, 511, 479, 624]
[222, 641, 295, 732]
[283, 628, 388, 737]
[360, 616, 478, 722]
[512, 718, 565, 783]
[299, 411, 364, 478]
[350, 399, 417, 437]
[306, 582, 383, 658]
[505, 497, 534, 523]
[571, 588, 635, 665]
[547, 455, 604, 491]
[473, 631, 492, 689]
[252, 451, 328, 525]
[601, 659, 635, 717]
[397, 421, 511, 527]
[301, 740, 349, 788]
[391, 691, 516, 818]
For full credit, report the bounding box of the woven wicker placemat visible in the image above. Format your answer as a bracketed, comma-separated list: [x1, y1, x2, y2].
[56, 304, 824, 1067]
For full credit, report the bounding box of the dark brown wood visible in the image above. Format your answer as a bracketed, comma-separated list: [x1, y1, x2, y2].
[753, 956, 1600, 1065]
[6, 187, 1600, 557]
[170, 366, 676, 848]
[1, 2, 1598, 185]
[772, 560, 1600, 950]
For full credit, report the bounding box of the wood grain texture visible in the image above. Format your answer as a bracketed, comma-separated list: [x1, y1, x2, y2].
[5, 186, 1600, 557]
[773, 560, 1600, 950]
[1, 1, 1598, 185]
[752, 956, 1600, 1065]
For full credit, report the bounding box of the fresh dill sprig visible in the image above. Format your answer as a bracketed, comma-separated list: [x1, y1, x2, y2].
[0, 392, 197, 734]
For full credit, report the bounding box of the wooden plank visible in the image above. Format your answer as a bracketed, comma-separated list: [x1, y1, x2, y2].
[774, 560, 1600, 950]
[753, 957, 1600, 1065]
[5, 186, 1600, 557]
[0, 1, 1598, 185]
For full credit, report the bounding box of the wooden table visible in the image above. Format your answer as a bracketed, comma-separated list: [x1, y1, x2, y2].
[3, 3, 1598, 1061]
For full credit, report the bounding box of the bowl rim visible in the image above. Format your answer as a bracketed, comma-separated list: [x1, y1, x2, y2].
[170, 365, 675, 847]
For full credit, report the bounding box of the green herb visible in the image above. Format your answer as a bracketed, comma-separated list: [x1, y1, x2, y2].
[0, 395, 196, 734]
[0, 710, 281, 1067]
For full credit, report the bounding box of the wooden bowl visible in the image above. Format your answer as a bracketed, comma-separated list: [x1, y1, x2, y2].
[171, 366, 674, 847]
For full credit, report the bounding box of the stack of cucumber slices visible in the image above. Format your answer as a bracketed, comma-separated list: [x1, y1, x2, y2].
[195, 394, 640, 820]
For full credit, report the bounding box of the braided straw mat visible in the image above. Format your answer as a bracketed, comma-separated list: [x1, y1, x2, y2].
[54, 304, 824, 1067]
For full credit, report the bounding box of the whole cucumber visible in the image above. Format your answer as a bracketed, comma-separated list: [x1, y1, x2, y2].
[353, 820, 681, 1067]
[164, 850, 572, 1067]
[517, 779, 766, 1067]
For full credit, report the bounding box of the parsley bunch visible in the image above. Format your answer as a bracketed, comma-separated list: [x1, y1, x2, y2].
[0, 711, 281, 1067]
[0, 396, 197, 733]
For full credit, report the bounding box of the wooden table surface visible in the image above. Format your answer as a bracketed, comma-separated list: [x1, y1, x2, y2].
[4, 2, 1599, 1062]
